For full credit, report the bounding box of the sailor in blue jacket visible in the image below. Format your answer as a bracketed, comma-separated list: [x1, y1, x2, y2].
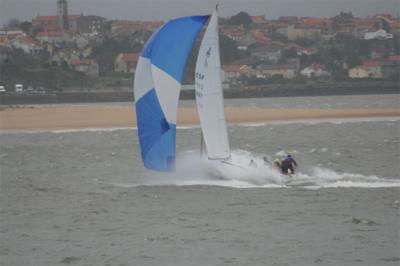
[281, 154, 297, 175]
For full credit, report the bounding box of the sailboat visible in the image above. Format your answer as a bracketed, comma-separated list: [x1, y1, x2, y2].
[134, 9, 230, 172]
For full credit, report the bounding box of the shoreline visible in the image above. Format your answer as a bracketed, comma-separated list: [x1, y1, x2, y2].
[1, 105, 399, 132]
[0, 81, 399, 105]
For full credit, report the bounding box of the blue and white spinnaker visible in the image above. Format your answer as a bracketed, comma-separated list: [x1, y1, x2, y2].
[134, 15, 209, 171]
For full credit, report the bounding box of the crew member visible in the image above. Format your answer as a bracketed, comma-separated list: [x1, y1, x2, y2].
[272, 158, 282, 169]
[281, 154, 297, 175]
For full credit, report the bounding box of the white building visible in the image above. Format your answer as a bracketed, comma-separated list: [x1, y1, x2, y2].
[300, 64, 331, 78]
[250, 45, 281, 64]
[71, 58, 99, 77]
[348, 60, 383, 79]
[364, 29, 393, 40]
[12, 36, 43, 55]
[0, 29, 25, 36]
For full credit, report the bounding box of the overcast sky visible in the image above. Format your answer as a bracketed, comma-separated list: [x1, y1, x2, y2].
[1, 0, 399, 26]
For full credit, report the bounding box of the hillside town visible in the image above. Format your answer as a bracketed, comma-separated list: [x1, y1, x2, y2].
[0, 0, 399, 93]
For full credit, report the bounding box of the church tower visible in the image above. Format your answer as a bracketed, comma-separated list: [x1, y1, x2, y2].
[57, 0, 69, 30]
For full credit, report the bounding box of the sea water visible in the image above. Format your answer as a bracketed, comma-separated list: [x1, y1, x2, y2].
[1, 94, 399, 266]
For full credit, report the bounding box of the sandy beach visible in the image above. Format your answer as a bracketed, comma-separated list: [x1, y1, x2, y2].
[0, 105, 399, 131]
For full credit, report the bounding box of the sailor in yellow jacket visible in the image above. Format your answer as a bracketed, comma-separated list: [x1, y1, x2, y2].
[273, 158, 282, 170]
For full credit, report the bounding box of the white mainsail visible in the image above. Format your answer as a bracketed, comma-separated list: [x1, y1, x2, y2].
[195, 10, 230, 160]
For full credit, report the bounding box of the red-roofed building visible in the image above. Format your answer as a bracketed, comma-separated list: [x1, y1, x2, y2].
[348, 66, 371, 78]
[251, 16, 266, 24]
[114, 53, 139, 73]
[349, 59, 383, 78]
[71, 58, 99, 77]
[0, 29, 25, 46]
[32, 15, 59, 31]
[31, 0, 82, 32]
[71, 58, 93, 65]
[111, 20, 163, 33]
[32, 14, 82, 32]
[373, 14, 394, 20]
[300, 17, 328, 27]
[250, 30, 271, 44]
[352, 18, 376, 27]
[12, 36, 43, 55]
[220, 26, 244, 41]
[68, 15, 81, 32]
[349, 55, 399, 79]
[287, 24, 322, 40]
[255, 63, 298, 79]
[388, 21, 400, 34]
[36, 30, 71, 43]
[388, 55, 400, 61]
[41, 24, 61, 32]
[223, 65, 251, 74]
[222, 64, 252, 84]
[33, 15, 58, 23]
[363, 59, 381, 67]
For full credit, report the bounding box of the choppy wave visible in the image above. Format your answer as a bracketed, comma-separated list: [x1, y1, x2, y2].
[108, 150, 400, 189]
